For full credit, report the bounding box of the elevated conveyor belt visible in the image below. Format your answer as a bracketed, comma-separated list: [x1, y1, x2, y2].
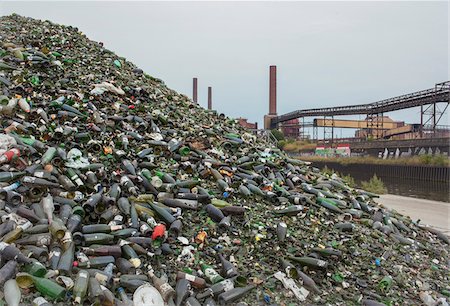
[272, 81, 450, 127]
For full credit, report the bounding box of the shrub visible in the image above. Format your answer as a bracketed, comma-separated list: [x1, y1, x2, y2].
[431, 154, 449, 167]
[340, 173, 356, 188]
[361, 174, 387, 194]
[322, 166, 335, 176]
[271, 129, 285, 141]
[419, 154, 433, 165]
[277, 140, 287, 149]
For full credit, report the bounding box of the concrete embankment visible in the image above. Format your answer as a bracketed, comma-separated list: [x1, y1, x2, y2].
[376, 194, 450, 234]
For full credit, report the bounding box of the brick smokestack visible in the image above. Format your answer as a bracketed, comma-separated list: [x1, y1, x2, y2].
[269, 65, 277, 115]
[193, 78, 198, 103]
[207, 86, 212, 110]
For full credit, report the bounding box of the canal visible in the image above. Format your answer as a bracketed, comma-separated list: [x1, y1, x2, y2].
[310, 162, 450, 202]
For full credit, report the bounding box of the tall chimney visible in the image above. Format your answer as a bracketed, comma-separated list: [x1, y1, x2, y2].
[208, 86, 212, 110]
[193, 78, 198, 103]
[269, 65, 277, 115]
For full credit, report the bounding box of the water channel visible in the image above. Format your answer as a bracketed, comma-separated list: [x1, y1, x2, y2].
[313, 163, 449, 202]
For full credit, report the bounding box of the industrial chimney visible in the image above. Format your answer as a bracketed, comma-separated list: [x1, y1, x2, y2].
[207, 87, 212, 110]
[269, 65, 277, 115]
[264, 65, 278, 129]
[193, 78, 198, 103]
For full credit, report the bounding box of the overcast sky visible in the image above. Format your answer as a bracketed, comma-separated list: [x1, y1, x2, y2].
[1, 1, 448, 135]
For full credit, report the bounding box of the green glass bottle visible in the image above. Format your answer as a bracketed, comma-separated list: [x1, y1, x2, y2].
[149, 202, 175, 224]
[16, 272, 66, 300]
[49, 217, 67, 239]
[217, 285, 255, 305]
[0, 171, 26, 183]
[24, 260, 47, 277]
[316, 197, 343, 214]
[201, 263, 224, 284]
[57, 242, 75, 275]
[273, 205, 303, 216]
[73, 270, 89, 303]
[83, 233, 115, 245]
[210, 199, 231, 208]
[1, 221, 32, 243]
[77, 256, 115, 269]
[287, 256, 328, 269]
[40, 147, 57, 165]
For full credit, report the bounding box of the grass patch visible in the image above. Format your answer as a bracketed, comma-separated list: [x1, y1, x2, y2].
[299, 154, 449, 167]
[361, 174, 387, 194]
[281, 140, 316, 152]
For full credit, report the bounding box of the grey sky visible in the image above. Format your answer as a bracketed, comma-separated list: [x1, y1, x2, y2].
[1, 1, 448, 135]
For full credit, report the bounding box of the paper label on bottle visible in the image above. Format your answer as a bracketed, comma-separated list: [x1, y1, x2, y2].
[118, 239, 129, 246]
[34, 171, 45, 178]
[316, 260, 327, 267]
[95, 272, 108, 284]
[49, 250, 61, 259]
[62, 231, 72, 244]
[185, 274, 196, 282]
[146, 217, 157, 227]
[75, 178, 83, 186]
[140, 223, 149, 234]
[294, 197, 300, 204]
[205, 268, 220, 281]
[73, 191, 84, 201]
[160, 283, 172, 294]
[38, 236, 51, 246]
[114, 215, 124, 222]
[225, 268, 234, 277]
[0, 242, 8, 251]
[222, 279, 234, 291]
[23, 176, 36, 183]
[110, 225, 123, 232]
[21, 221, 33, 231]
[79, 271, 89, 278]
[120, 176, 130, 184]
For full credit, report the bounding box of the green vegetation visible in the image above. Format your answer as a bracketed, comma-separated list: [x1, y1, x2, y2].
[340, 173, 356, 188]
[361, 174, 388, 194]
[321, 166, 357, 188]
[418, 154, 449, 166]
[322, 165, 333, 176]
[280, 139, 316, 152]
[270, 129, 284, 141]
[300, 154, 449, 167]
